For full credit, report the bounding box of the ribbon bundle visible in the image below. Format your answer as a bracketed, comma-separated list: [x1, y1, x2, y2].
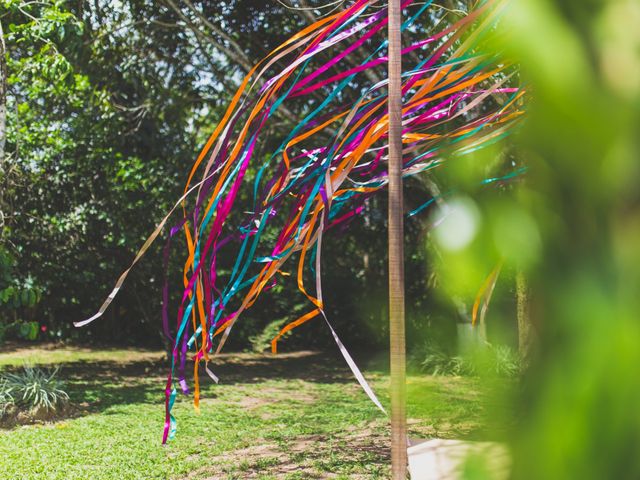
[76, 0, 524, 442]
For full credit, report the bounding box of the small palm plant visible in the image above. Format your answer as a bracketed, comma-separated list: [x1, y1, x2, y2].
[0, 378, 15, 418]
[2, 366, 69, 412]
[416, 341, 521, 378]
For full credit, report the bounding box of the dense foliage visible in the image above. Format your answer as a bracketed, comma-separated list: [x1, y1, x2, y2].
[3, 1, 639, 478]
[1, 1, 487, 349]
[501, 1, 640, 478]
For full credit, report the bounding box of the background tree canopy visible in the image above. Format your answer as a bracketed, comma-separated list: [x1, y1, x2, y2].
[1, 0, 515, 350]
[2, 1, 639, 478]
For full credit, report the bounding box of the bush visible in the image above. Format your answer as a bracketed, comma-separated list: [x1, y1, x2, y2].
[490, 344, 521, 378]
[0, 379, 15, 418]
[0, 247, 45, 345]
[414, 341, 466, 376]
[413, 341, 521, 378]
[248, 318, 290, 352]
[1, 366, 69, 412]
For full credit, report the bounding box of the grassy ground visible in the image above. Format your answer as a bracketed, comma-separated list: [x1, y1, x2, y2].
[0, 344, 510, 479]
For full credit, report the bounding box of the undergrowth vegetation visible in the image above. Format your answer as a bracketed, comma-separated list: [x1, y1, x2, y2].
[413, 341, 521, 378]
[0, 366, 69, 421]
[0, 378, 13, 417]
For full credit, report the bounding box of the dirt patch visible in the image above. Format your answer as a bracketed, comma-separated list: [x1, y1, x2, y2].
[253, 386, 317, 404]
[217, 385, 318, 412]
[288, 434, 325, 453]
[0, 403, 84, 428]
[184, 441, 325, 479]
[236, 396, 270, 409]
[180, 421, 390, 479]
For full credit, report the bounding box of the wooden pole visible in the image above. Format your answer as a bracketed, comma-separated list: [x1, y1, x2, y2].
[388, 0, 407, 478]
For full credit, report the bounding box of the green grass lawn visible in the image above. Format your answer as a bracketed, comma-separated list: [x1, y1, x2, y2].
[0, 345, 510, 479]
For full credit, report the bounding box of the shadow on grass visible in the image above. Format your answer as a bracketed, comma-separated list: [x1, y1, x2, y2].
[1, 350, 363, 429]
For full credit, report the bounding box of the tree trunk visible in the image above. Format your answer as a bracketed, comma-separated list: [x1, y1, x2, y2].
[0, 20, 8, 233]
[516, 269, 532, 363]
[0, 21, 7, 171]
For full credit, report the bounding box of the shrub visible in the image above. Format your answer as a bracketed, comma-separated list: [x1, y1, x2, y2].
[0, 379, 15, 418]
[490, 344, 521, 378]
[1, 366, 69, 412]
[415, 341, 467, 376]
[414, 341, 521, 378]
[248, 318, 289, 352]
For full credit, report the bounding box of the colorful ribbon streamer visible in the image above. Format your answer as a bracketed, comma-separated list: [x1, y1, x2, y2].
[76, 0, 525, 442]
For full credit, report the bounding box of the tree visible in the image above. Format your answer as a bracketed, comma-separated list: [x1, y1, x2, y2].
[2, 0, 505, 350]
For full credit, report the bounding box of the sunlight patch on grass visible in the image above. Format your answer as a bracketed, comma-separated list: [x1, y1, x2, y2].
[0, 344, 164, 367]
[0, 348, 508, 479]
